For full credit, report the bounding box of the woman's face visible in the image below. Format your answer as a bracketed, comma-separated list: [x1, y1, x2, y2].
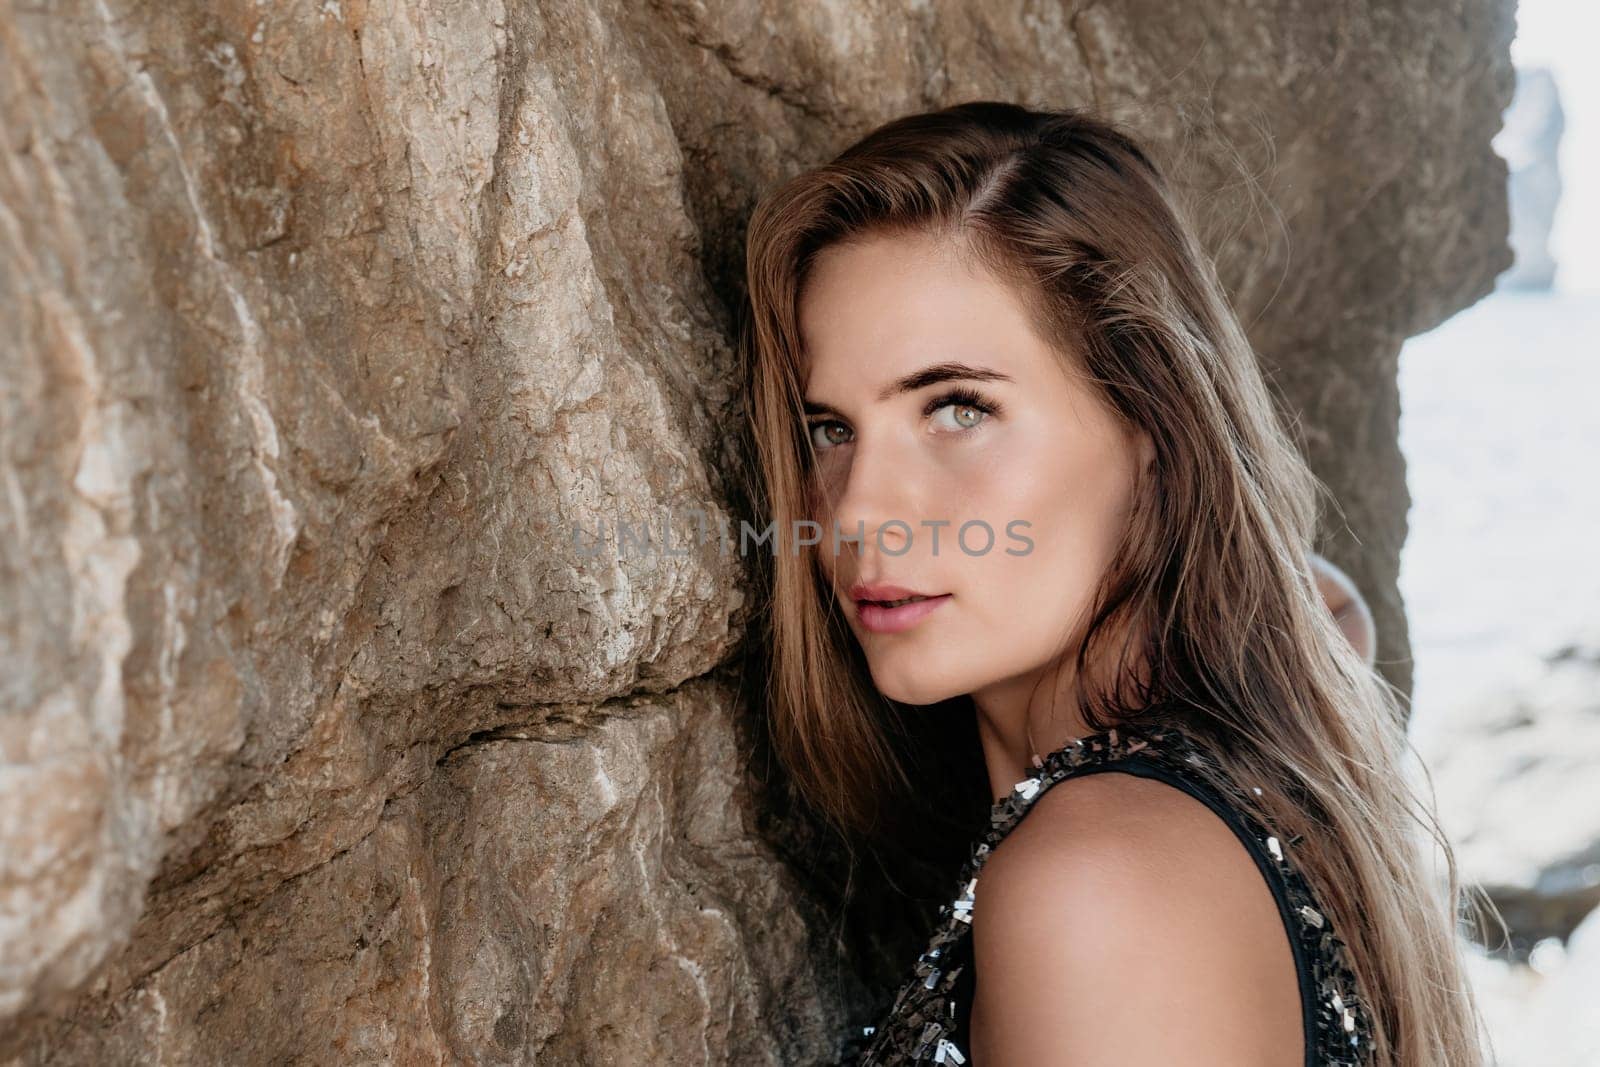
[798, 229, 1153, 707]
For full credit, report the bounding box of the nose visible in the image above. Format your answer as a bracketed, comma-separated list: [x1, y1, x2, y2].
[820, 432, 926, 567]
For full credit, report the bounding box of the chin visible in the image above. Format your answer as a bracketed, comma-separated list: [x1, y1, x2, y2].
[869, 665, 964, 707]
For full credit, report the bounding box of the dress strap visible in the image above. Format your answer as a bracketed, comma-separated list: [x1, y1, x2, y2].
[843, 722, 1376, 1066]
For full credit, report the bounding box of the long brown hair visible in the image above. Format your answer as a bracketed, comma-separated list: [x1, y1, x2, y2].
[737, 101, 1489, 1065]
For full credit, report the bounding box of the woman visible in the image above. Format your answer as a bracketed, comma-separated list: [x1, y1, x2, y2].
[737, 102, 1486, 1066]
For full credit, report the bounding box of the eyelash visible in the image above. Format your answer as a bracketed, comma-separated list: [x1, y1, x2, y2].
[806, 387, 1002, 451]
[924, 386, 1001, 422]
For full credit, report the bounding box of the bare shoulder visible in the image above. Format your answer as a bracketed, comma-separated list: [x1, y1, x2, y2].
[968, 770, 1303, 1066]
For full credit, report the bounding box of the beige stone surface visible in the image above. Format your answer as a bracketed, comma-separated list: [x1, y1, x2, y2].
[0, 0, 1512, 1061]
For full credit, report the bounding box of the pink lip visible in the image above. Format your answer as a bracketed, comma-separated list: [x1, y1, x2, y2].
[850, 582, 933, 602]
[855, 593, 952, 634]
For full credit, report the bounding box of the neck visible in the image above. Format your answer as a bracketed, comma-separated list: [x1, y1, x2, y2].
[971, 657, 1099, 804]
[971, 622, 1156, 803]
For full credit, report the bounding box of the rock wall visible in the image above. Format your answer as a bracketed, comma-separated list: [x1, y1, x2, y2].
[0, 0, 1514, 1062]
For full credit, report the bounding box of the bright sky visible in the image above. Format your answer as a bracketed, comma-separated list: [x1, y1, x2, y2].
[1509, 0, 1598, 292]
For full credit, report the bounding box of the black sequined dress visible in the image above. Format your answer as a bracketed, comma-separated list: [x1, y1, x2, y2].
[839, 722, 1376, 1066]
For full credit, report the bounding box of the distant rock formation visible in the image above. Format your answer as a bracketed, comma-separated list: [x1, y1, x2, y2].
[1436, 627, 1600, 955]
[1496, 66, 1566, 290]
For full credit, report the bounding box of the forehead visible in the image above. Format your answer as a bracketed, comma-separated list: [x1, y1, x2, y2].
[798, 230, 1057, 391]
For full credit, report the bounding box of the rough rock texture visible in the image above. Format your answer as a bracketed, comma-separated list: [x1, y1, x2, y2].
[0, 0, 1513, 1062]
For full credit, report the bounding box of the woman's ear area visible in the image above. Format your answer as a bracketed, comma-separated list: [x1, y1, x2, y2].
[1134, 425, 1156, 475]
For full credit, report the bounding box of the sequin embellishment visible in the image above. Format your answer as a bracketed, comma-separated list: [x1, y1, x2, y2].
[838, 722, 1376, 1065]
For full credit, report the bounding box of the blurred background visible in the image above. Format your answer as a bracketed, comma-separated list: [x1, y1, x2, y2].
[1399, 1, 1600, 1061]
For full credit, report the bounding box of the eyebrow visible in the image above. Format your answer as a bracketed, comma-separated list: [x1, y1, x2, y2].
[801, 361, 1015, 417]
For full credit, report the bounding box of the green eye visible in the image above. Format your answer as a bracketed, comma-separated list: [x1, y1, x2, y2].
[925, 387, 1000, 432]
[932, 402, 988, 431]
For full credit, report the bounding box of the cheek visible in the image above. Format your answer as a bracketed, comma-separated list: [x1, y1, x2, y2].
[972, 425, 1129, 564]
[949, 437, 1135, 655]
